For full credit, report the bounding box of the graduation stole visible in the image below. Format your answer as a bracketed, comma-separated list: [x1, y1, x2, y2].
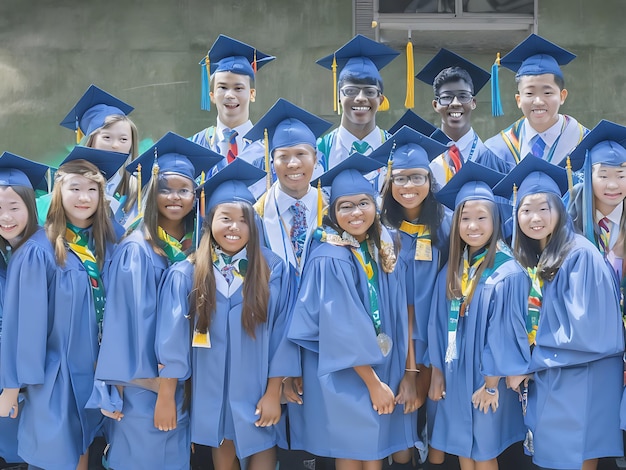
[65, 224, 105, 343]
[157, 226, 193, 263]
[399, 221, 432, 261]
[445, 247, 488, 364]
[526, 266, 543, 346]
[212, 245, 248, 284]
[351, 240, 381, 334]
[499, 117, 524, 164]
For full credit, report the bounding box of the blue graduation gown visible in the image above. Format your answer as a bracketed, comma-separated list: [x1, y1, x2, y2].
[95, 230, 189, 470]
[0, 256, 22, 464]
[0, 228, 108, 469]
[428, 252, 530, 461]
[156, 247, 298, 459]
[526, 235, 624, 469]
[287, 239, 415, 460]
[394, 214, 451, 366]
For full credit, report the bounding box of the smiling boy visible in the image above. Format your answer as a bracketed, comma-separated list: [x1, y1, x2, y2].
[416, 49, 510, 187]
[191, 35, 274, 171]
[485, 34, 588, 167]
[315, 35, 399, 192]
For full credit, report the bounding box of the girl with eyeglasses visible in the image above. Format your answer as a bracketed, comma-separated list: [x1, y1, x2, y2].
[374, 127, 451, 469]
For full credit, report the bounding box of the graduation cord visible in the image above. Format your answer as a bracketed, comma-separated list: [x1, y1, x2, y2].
[445, 247, 488, 364]
[65, 224, 105, 344]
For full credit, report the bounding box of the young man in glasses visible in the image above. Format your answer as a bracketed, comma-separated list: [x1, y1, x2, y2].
[417, 49, 510, 188]
[315, 35, 399, 192]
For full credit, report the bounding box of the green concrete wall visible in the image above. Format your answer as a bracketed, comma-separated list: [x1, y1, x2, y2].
[0, 0, 621, 166]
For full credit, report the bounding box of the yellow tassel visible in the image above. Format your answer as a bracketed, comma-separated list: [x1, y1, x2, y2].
[200, 171, 206, 216]
[76, 128, 84, 145]
[137, 163, 143, 216]
[566, 156, 574, 197]
[332, 54, 338, 113]
[404, 37, 414, 109]
[264, 128, 271, 191]
[379, 95, 390, 112]
[317, 179, 323, 228]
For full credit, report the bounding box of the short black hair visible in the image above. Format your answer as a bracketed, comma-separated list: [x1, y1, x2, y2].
[433, 66, 474, 96]
[515, 73, 565, 90]
[338, 75, 383, 93]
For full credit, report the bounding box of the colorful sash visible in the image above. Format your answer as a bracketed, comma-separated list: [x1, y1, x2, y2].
[157, 226, 193, 263]
[65, 224, 105, 343]
[526, 266, 543, 346]
[351, 240, 381, 334]
[399, 221, 432, 261]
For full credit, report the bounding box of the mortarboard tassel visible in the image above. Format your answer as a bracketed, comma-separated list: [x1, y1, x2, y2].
[332, 54, 338, 114]
[511, 183, 518, 248]
[196, 171, 205, 250]
[565, 156, 574, 197]
[75, 116, 84, 144]
[404, 34, 414, 109]
[491, 52, 504, 117]
[199, 171, 206, 217]
[317, 179, 323, 228]
[201, 54, 211, 111]
[136, 163, 143, 216]
[582, 149, 595, 244]
[379, 95, 390, 112]
[264, 128, 272, 191]
[252, 49, 257, 73]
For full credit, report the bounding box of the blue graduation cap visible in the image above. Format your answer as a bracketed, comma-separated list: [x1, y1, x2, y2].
[500, 34, 576, 80]
[493, 155, 568, 203]
[435, 160, 505, 210]
[316, 35, 399, 112]
[199, 35, 275, 111]
[416, 48, 491, 95]
[369, 125, 448, 171]
[127, 132, 222, 188]
[566, 120, 626, 172]
[0, 152, 50, 191]
[245, 98, 332, 155]
[60, 146, 129, 181]
[60, 84, 134, 144]
[314, 153, 384, 206]
[388, 109, 437, 136]
[199, 158, 266, 211]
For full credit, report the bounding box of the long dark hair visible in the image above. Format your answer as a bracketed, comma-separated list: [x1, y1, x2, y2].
[446, 199, 501, 301]
[380, 171, 444, 247]
[189, 201, 270, 339]
[515, 192, 574, 282]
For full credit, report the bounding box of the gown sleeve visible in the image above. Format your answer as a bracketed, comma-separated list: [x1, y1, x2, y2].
[530, 242, 625, 372]
[0, 241, 54, 388]
[481, 265, 532, 377]
[155, 261, 193, 381]
[288, 249, 384, 377]
[96, 239, 162, 383]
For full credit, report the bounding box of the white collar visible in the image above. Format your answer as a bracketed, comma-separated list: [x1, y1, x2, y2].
[336, 125, 382, 154]
[523, 115, 564, 147]
[596, 203, 623, 227]
[275, 185, 314, 217]
[216, 120, 253, 141]
[451, 128, 475, 158]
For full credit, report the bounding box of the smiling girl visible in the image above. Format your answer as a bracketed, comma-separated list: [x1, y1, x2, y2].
[427, 162, 530, 470]
[288, 154, 413, 470]
[0, 147, 126, 470]
[155, 159, 297, 470]
[494, 157, 624, 470]
[93, 133, 221, 470]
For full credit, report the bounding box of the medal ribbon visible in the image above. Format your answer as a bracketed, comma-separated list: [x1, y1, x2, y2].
[351, 241, 381, 334]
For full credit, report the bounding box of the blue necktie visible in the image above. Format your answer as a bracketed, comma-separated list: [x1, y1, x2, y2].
[530, 135, 546, 159]
[223, 129, 238, 163]
[290, 201, 307, 262]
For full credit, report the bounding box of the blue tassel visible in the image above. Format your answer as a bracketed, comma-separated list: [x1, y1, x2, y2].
[200, 56, 211, 111]
[582, 149, 595, 244]
[491, 53, 503, 117]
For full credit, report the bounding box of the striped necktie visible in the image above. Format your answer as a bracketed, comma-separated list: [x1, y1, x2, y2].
[598, 217, 611, 255]
[530, 135, 546, 159]
[223, 129, 238, 163]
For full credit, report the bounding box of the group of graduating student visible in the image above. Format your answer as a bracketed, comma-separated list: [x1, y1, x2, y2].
[0, 27, 623, 470]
